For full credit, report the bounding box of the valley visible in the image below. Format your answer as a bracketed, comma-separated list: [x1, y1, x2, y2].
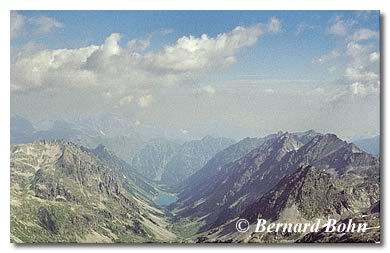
[10, 128, 380, 243]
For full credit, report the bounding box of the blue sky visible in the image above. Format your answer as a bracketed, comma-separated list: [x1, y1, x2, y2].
[13, 10, 379, 82]
[11, 11, 380, 139]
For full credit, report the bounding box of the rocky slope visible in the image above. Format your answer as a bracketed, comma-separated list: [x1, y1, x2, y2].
[297, 201, 380, 243]
[10, 130, 380, 243]
[193, 165, 378, 243]
[174, 132, 282, 214]
[90, 144, 159, 199]
[10, 140, 176, 243]
[175, 130, 320, 213]
[173, 132, 379, 238]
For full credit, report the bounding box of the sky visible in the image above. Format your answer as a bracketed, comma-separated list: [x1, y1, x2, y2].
[10, 11, 380, 140]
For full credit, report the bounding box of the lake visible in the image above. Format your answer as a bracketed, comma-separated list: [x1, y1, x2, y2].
[154, 192, 178, 207]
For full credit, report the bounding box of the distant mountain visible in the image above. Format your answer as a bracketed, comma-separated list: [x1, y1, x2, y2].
[174, 132, 379, 238]
[10, 115, 36, 144]
[10, 115, 146, 163]
[353, 135, 380, 156]
[33, 120, 85, 140]
[160, 136, 236, 187]
[76, 134, 145, 164]
[10, 140, 176, 243]
[132, 138, 181, 181]
[294, 129, 322, 144]
[75, 112, 138, 138]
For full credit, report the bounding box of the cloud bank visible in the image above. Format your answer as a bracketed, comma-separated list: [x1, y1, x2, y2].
[11, 17, 281, 109]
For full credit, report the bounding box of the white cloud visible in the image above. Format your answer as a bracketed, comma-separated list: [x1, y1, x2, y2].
[137, 94, 153, 108]
[145, 19, 279, 73]
[345, 42, 378, 82]
[267, 17, 282, 32]
[350, 82, 367, 96]
[344, 42, 379, 97]
[10, 11, 63, 39]
[320, 15, 380, 102]
[11, 45, 98, 92]
[127, 38, 150, 52]
[349, 82, 378, 97]
[369, 52, 380, 62]
[328, 16, 350, 36]
[11, 18, 280, 95]
[30, 16, 63, 35]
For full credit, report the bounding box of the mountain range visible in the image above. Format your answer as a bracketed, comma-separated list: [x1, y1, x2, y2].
[10, 126, 380, 243]
[11, 140, 176, 243]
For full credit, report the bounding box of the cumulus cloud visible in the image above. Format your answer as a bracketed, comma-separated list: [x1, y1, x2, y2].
[11, 45, 98, 92]
[137, 94, 153, 108]
[320, 16, 380, 102]
[349, 82, 378, 97]
[145, 19, 279, 73]
[11, 18, 280, 96]
[127, 38, 150, 52]
[10, 11, 63, 40]
[343, 42, 379, 98]
[345, 42, 378, 82]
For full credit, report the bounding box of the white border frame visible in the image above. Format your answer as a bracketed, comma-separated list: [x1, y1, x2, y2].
[1, 1, 388, 252]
